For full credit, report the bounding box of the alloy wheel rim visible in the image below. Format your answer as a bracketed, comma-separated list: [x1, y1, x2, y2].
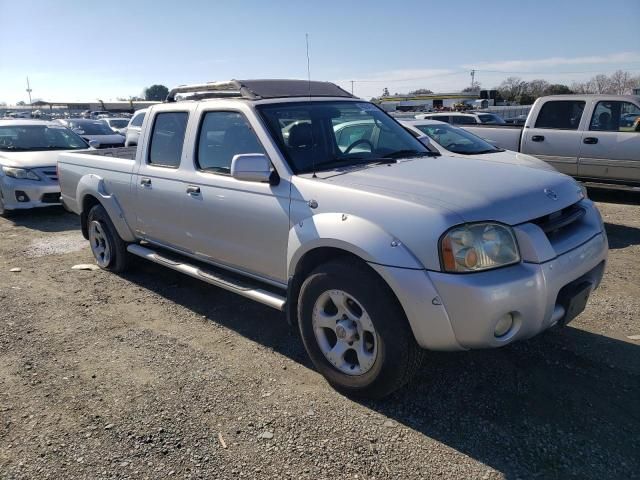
[312, 289, 378, 376]
[89, 220, 111, 267]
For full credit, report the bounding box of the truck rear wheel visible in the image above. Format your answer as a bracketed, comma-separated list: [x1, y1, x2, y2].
[298, 259, 422, 399]
[87, 204, 130, 272]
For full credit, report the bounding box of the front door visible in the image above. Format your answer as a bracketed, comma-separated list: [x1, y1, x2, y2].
[522, 99, 586, 175]
[578, 100, 640, 183]
[179, 109, 291, 284]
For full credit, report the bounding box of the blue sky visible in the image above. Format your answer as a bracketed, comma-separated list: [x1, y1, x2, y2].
[1, 0, 639, 103]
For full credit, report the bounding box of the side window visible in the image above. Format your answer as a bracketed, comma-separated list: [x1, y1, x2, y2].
[451, 115, 476, 125]
[589, 101, 640, 133]
[197, 111, 266, 174]
[148, 112, 188, 168]
[433, 116, 450, 124]
[130, 112, 145, 127]
[535, 101, 585, 130]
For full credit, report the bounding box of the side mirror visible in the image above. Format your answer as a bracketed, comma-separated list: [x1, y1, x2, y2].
[416, 135, 431, 147]
[88, 140, 100, 149]
[231, 153, 272, 183]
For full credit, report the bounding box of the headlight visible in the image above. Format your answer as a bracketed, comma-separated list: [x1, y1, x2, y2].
[2, 166, 41, 181]
[440, 223, 520, 273]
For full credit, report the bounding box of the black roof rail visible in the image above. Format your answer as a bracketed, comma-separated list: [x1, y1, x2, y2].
[165, 79, 354, 103]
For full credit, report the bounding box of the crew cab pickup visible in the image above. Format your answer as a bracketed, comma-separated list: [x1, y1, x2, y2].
[58, 80, 608, 398]
[462, 95, 640, 187]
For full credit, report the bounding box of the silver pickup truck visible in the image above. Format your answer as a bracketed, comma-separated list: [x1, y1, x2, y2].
[58, 80, 608, 398]
[461, 94, 640, 187]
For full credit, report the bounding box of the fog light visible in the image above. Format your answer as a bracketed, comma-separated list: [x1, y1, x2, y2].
[15, 191, 30, 202]
[494, 313, 514, 337]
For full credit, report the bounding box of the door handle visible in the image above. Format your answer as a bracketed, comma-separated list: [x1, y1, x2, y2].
[583, 137, 598, 144]
[140, 177, 151, 186]
[531, 135, 544, 142]
[186, 185, 201, 195]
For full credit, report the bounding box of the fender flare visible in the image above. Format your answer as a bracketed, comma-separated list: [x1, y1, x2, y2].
[287, 212, 423, 277]
[76, 174, 137, 242]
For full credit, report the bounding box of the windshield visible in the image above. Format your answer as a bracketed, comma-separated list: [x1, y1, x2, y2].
[257, 101, 431, 174]
[69, 120, 115, 135]
[478, 113, 506, 125]
[0, 125, 89, 151]
[413, 123, 501, 155]
[107, 119, 129, 129]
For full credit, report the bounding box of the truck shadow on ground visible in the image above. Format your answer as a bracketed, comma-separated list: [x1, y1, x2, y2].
[587, 186, 640, 205]
[122, 261, 640, 480]
[4, 207, 80, 233]
[604, 221, 640, 249]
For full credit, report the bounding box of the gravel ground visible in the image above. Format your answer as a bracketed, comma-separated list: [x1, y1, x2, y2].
[0, 189, 639, 480]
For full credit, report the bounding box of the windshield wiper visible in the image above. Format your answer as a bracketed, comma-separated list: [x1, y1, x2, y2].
[382, 150, 433, 159]
[464, 149, 502, 155]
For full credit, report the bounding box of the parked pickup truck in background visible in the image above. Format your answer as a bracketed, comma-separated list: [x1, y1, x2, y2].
[461, 95, 640, 187]
[58, 80, 608, 398]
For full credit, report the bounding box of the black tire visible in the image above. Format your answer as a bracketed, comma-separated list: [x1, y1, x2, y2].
[0, 194, 12, 218]
[87, 204, 130, 272]
[298, 259, 423, 399]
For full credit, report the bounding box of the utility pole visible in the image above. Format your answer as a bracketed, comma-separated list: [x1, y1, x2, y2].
[26, 76, 33, 112]
[470, 69, 476, 90]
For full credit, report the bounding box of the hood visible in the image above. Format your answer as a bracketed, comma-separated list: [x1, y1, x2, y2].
[443, 148, 557, 172]
[81, 134, 124, 144]
[0, 149, 69, 168]
[321, 156, 582, 225]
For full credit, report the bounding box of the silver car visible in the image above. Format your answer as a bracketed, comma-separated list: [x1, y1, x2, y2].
[0, 120, 88, 215]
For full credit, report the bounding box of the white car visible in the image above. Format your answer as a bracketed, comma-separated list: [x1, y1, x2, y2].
[125, 109, 148, 147]
[0, 120, 89, 215]
[414, 111, 507, 125]
[102, 117, 131, 135]
[400, 119, 556, 171]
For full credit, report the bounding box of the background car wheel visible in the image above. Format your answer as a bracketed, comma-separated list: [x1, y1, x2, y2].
[298, 259, 422, 399]
[87, 204, 130, 272]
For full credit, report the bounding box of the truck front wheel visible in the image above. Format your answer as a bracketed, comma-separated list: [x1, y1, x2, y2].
[298, 259, 422, 399]
[87, 204, 130, 272]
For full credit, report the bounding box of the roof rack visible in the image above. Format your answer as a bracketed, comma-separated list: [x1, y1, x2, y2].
[165, 79, 354, 103]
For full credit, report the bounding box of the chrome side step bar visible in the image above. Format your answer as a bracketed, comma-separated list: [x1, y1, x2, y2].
[127, 244, 286, 311]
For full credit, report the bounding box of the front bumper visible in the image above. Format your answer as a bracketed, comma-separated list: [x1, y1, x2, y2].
[0, 176, 61, 210]
[371, 230, 607, 351]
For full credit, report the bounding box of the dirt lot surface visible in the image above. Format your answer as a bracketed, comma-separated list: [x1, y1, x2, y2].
[1, 189, 639, 480]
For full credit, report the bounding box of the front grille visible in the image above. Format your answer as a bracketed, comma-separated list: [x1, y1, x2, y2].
[41, 193, 61, 204]
[531, 202, 585, 236]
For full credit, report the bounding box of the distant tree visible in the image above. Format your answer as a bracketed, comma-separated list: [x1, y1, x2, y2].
[497, 77, 527, 102]
[16, 101, 26, 106]
[544, 84, 572, 95]
[382, 87, 390, 97]
[408, 88, 433, 95]
[462, 84, 481, 93]
[608, 70, 636, 95]
[144, 84, 169, 101]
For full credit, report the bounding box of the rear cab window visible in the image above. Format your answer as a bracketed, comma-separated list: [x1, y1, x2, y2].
[534, 100, 586, 130]
[148, 112, 188, 168]
[130, 112, 145, 128]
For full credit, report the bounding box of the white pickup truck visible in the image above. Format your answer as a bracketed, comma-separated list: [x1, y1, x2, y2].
[57, 80, 608, 398]
[462, 95, 640, 186]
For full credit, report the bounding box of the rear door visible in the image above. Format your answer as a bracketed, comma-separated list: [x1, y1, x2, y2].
[521, 99, 586, 175]
[134, 108, 191, 249]
[578, 99, 640, 183]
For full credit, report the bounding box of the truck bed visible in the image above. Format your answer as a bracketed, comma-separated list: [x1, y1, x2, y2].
[80, 146, 137, 160]
[462, 124, 523, 152]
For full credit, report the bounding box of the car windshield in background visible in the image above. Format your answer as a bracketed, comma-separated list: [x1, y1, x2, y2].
[0, 125, 88, 151]
[414, 123, 501, 155]
[257, 101, 430, 174]
[70, 120, 115, 135]
[108, 119, 129, 129]
[478, 113, 506, 124]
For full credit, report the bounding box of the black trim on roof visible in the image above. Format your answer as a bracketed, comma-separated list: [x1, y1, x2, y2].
[166, 79, 354, 102]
